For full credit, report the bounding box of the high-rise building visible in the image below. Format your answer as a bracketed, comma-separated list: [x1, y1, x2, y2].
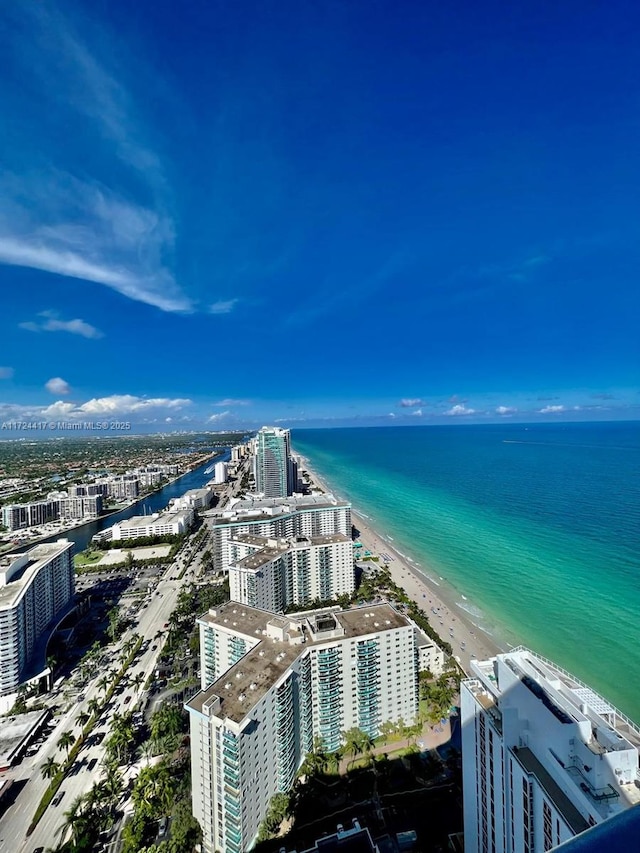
[214, 461, 228, 484]
[461, 648, 640, 853]
[254, 426, 293, 498]
[186, 602, 419, 853]
[228, 532, 355, 611]
[0, 540, 74, 710]
[207, 494, 351, 575]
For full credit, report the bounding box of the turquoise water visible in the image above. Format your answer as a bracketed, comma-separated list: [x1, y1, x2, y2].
[292, 422, 640, 720]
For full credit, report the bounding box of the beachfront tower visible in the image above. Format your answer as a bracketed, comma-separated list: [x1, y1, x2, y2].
[254, 426, 294, 498]
[460, 648, 640, 853]
[228, 532, 355, 611]
[186, 602, 419, 853]
[0, 539, 75, 712]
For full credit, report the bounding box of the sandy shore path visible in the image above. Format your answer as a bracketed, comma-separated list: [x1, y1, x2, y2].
[298, 456, 505, 674]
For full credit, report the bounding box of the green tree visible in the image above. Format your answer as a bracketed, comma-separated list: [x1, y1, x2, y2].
[40, 756, 60, 780]
[107, 606, 122, 642]
[57, 730, 75, 758]
[76, 711, 90, 728]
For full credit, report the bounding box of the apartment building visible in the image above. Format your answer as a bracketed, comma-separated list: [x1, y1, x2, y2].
[461, 648, 640, 853]
[254, 426, 294, 498]
[207, 494, 351, 575]
[0, 540, 74, 709]
[187, 602, 418, 853]
[108, 507, 194, 541]
[228, 533, 354, 611]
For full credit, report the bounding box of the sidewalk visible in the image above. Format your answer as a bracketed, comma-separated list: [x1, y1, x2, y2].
[337, 718, 452, 773]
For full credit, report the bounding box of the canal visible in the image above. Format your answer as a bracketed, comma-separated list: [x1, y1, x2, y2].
[24, 449, 230, 554]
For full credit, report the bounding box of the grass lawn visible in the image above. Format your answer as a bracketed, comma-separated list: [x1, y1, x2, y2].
[74, 550, 103, 567]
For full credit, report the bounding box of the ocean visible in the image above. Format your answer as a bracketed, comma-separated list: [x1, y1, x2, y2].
[292, 422, 640, 720]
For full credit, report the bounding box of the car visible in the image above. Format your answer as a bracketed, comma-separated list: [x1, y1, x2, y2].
[124, 695, 131, 704]
[158, 816, 168, 836]
[87, 757, 98, 771]
[34, 848, 44, 853]
[52, 790, 65, 806]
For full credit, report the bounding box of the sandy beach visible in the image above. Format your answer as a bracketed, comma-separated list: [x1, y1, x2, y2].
[299, 456, 505, 675]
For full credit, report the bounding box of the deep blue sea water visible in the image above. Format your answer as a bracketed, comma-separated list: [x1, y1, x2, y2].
[292, 422, 640, 720]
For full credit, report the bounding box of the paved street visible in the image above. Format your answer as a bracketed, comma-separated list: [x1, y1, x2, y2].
[0, 557, 197, 853]
[0, 467, 241, 853]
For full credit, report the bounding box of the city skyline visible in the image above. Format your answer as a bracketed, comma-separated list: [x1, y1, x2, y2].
[1, 0, 639, 430]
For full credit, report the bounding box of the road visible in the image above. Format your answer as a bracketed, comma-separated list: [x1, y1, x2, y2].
[0, 467, 243, 853]
[0, 557, 197, 853]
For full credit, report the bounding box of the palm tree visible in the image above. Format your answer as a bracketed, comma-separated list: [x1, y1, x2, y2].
[56, 794, 89, 847]
[40, 756, 60, 780]
[87, 698, 102, 719]
[131, 672, 145, 690]
[57, 730, 75, 758]
[97, 675, 110, 695]
[76, 711, 90, 728]
[341, 728, 364, 770]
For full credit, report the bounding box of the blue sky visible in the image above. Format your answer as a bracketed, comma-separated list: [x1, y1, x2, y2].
[0, 0, 638, 430]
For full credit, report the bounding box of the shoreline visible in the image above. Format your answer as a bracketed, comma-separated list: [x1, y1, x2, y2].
[297, 453, 506, 675]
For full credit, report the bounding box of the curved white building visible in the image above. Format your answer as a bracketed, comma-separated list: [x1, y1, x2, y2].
[0, 539, 74, 710]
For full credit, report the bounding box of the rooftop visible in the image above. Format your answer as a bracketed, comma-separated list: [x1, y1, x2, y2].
[115, 508, 190, 529]
[513, 746, 589, 836]
[0, 710, 50, 768]
[229, 532, 351, 571]
[206, 493, 350, 522]
[188, 602, 409, 724]
[470, 647, 640, 752]
[0, 540, 73, 608]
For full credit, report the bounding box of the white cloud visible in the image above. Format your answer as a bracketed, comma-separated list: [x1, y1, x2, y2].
[208, 411, 231, 422]
[20, 311, 103, 339]
[38, 394, 191, 419]
[42, 400, 77, 418]
[411, 408, 423, 417]
[399, 398, 426, 408]
[496, 405, 517, 416]
[45, 377, 71, 395]
[445, 404, 476, 416]
[213, 398, 250, 407]
[0, 184, 191, 313]
[539, 404, 565, 414]
[209, 300, 239, 315]
[0, 7, 192, 313]
[0, 367, 14, 379]
[388, 412, 396, 418]
[79, 395, 191, 415]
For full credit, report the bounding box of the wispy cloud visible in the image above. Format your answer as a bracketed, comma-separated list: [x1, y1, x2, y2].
[411, 408, 423, 417]
[20, 310, 103, 339]
[0, 367, 14, 379]
[399, 398, 426, 408]
[45, 377, 71, 395]
[208, 410, 231, 422]
[213, 398, 250, 407]
[496, 405, 517, 415]
[0, 5, 192, 313]
[539, 404, 565, 414]
[209, 300, 239, 315]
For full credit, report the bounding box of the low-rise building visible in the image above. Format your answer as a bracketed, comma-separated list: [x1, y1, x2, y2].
[108, 508, 194, 541]
[415, 632, 446, 677]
